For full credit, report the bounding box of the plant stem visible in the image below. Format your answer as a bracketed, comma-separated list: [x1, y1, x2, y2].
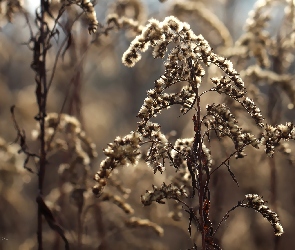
[37, 0, 48, 249]
[190, 57, 206, 249]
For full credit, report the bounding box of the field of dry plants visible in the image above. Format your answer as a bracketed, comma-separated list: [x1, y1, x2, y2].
[1, 0, 295, 249]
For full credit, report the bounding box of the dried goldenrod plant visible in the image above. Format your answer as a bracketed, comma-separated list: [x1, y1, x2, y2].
[9, 1, 99, 249]
[93, 15, 292, 249]
[3, 0, 295, 249]
[0, 0, 24, 22]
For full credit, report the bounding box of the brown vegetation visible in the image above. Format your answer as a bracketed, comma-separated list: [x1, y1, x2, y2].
[0, 0, 295, 249]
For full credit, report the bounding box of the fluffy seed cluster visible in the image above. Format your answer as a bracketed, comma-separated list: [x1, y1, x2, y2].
[241, 65, 295, 108]
[211, 74, 265, 127]
[202, 143, 213, 169]
[0, 0, 23, 22]
[205, 104, 260, 158]
[242, 194, 284, 236]
[93, 131, 142, 195]
[239, 0, 274, 68]
[100, 192, 134, 214]
[171, 138, 212, 171]
[173, 1, 233, 47]
[136, 121, 169, 173]
[76, 0, 99, 34]
[122, 16, 201, 67]
[211, 76, 246, 99]
[126, 217, 164, 237]
[245, 0, 274, 33]
[141, 182, 187, 206]
[138, 83, 197, 125]
[209, 55, 246, 95]
[0, 136, 25, 177]
[122, 17, 247, 126]
[111, 0, 146, 23]
[224, 0, 295, 118]
[171, 138, 194, 169]
[122, 16, 241, 86]
[138, 89, 175, 121]
[169, 138, 194, 198]
[106, 13, 143, 35]
[32, 113, 97, 165]
[261, 122, 295, 156]
[241, 97, 264, 127]
[286, 0, 295, 43]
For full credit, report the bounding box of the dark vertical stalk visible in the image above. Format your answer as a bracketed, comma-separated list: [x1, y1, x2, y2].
[36, 1, 48, 249]
[195, 90, 206, 249]
[189, 57, 207, 249]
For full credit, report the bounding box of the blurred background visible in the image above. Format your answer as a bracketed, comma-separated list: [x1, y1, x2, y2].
[0, 0, 295, 249]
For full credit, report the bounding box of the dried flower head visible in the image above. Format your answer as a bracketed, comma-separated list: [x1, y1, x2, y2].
[93, 131, 142, 195]
[173, 1, 232, 47]
[261, 122, 295, 156]
[32, 113, 97, 165]
[141, 182, 187, 206]
[242, 194, 284, 236]
[126, 217, 164, 237]
[0, 0, 23, 22]
[100, 192, 134, 214]
[72, 0, 99, 34]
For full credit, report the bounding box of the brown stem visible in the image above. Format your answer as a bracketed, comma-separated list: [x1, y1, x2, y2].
[37, 1, 48, 249]
[190, 56, 207, 249]
[195, 94, 206, 249]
